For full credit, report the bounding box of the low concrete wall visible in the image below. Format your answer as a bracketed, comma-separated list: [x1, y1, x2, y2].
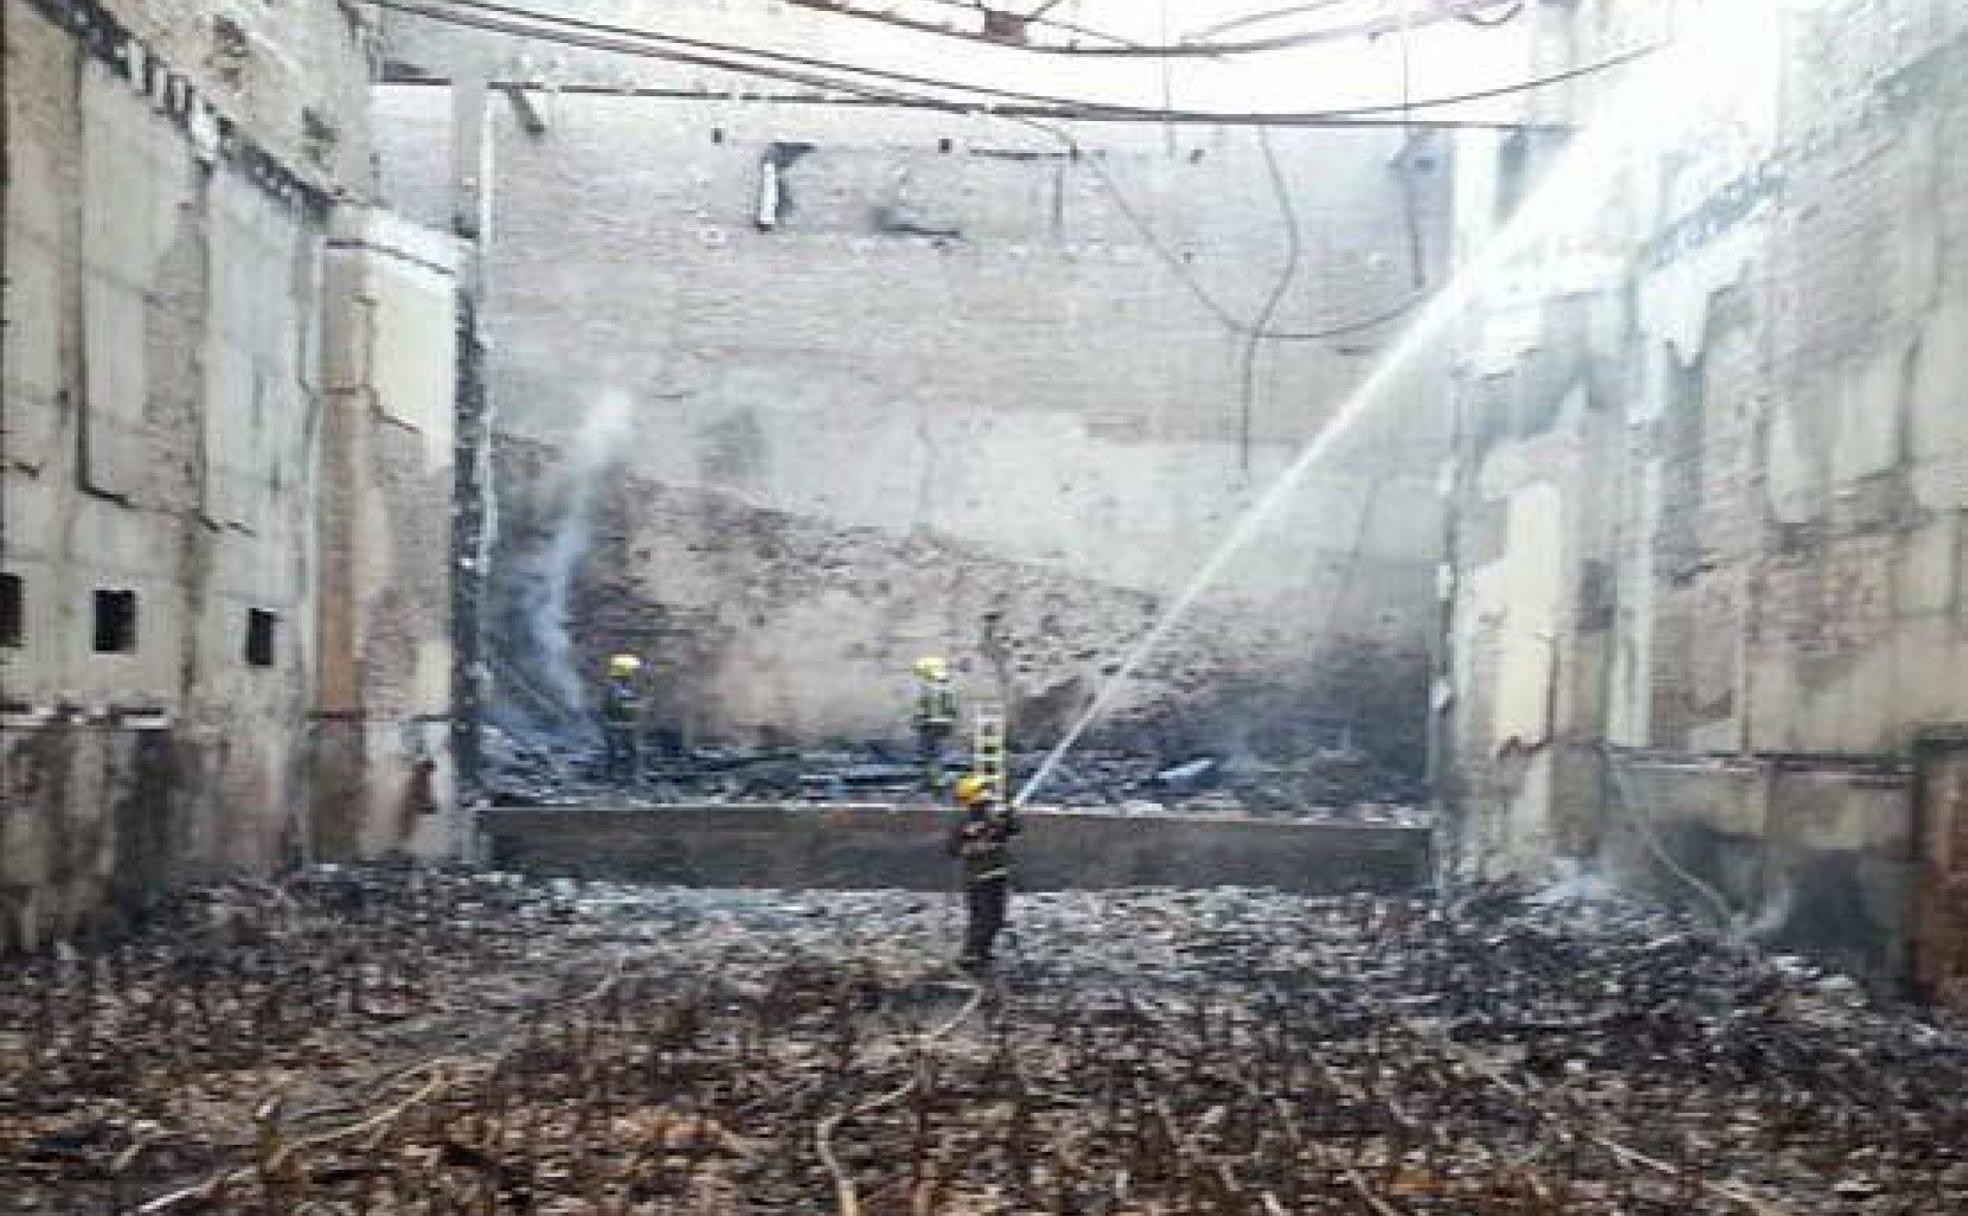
[482, 806, 1431, 894]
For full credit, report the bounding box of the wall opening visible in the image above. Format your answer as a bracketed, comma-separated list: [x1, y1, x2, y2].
[92, 589, 139, 654]
[245, 608, 278, 667]
[0, 573, 21, 648]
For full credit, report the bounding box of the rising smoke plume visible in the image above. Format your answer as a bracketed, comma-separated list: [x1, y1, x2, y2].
[496, 390, 636, 743]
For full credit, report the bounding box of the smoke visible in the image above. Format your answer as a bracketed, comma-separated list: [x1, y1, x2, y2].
[1739, 882, 1795, 942]
[503, 390, 636, 741]
[1530, 861, 1623, 908]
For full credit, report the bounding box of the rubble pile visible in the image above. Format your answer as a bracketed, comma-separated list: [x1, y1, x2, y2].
[482, 724, 1426, 823]
[1013, 748, 1425, 822]
[4, 869, 1964, 1213]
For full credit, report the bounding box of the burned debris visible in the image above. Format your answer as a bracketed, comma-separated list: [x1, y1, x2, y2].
[4, 867, 1965, 1214]
[480, 722, 1426, 824]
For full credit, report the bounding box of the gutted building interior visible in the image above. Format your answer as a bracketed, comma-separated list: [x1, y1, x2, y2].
[3, 0, 1967, 1211]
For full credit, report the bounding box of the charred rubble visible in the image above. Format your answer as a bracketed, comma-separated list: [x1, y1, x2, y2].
[478, 722, 1426, 823]
[4, 866, 1964, 1214]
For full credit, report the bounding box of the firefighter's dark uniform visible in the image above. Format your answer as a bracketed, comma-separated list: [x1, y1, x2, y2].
[914, 676, 957, 790]
[947, 799, 1019, 968]
[600, 676, 641, 781]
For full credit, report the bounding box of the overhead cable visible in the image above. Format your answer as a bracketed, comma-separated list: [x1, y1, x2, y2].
[1007, 116, 1427, 343]
[900, 0, 1141, 48]
[1396, 0, 1429, 289]
[1183, 0, 1353, 41]
[1459, 1, 1527, 26]
[1083, 0, 1531, 56]
[1239, 126, 1306, 471]
[380, 0, 1661, 126]
[781, 0, 1523, 57]
[381, 75, 1560, 130]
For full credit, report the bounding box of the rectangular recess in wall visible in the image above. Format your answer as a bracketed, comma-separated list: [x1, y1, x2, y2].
[0, 574, 21, 648]
[245, 608, 277, 667]
[93, 589, 139, 654]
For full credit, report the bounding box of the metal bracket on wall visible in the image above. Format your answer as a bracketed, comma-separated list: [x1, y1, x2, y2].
[499, 84, 549, 137]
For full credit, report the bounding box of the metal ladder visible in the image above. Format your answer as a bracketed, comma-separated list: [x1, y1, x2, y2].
[972, 703, 1008, 800]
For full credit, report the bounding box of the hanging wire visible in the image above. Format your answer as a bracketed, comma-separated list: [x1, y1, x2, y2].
[376, 0, 1661, 127]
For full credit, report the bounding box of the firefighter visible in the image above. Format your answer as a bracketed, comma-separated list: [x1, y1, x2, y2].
[600, 653, 643, 782]
[911, 656, 958, 791]
[946, 773, 1019, 972]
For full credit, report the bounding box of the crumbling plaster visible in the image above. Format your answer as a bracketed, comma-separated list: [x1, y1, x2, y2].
[2, 1, 459, 950]
[3, 8, 339, 948]
[315, 208, 467, 863]
[80, 0, 379, 190]
[1441, 0, 1968, 989]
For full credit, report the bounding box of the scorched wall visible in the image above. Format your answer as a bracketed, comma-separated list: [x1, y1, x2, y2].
[372, 83, 1454, 764]
[1, 0, 464, 950]
[1441, 0, 1968, 997]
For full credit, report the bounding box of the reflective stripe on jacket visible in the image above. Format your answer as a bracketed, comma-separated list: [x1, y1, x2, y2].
[915, 679, 956, 728]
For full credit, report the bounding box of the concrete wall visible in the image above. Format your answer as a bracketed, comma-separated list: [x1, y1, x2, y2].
[1, 0, 459, 948]
[314, 208, 467, 861]
[1439, 0, 1968, 991]
[483, 805, 1432, 894]
[373, 82, 1452, 763]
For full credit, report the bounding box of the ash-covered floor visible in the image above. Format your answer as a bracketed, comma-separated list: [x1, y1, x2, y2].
[4, 869, 1964, 1214]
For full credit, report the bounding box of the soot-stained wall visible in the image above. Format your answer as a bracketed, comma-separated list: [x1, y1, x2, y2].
[374, 86, 1452, 764]
[2, 0, 462, 950]
[1440, 0, 1968, 993]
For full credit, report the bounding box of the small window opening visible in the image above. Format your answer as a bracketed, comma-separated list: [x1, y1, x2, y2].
[93, 589, 138, 654]
[245, 608, 277, 667]
[0, 574, 22, 648]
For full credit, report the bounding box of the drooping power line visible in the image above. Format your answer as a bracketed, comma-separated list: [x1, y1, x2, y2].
[775, 0, 1525, 58]
[378, 0, 1660, 127]
[1006, 115, 1429, 343]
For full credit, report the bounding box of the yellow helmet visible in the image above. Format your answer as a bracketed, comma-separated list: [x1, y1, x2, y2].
[608, 654, 642, 676]
[913, 656, 948, 681]
[953, 774, 994, 806]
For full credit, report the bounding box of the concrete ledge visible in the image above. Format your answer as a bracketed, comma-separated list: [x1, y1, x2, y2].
[481, 805, 1432, 894]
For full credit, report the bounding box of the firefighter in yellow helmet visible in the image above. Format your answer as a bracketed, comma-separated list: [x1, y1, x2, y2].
[600, 654, 643, 782]
[946, 772, 1019, 971]
[911, 656, 958, 792]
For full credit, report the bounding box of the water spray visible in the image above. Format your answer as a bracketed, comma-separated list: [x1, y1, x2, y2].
[1014, 7, 1768, 807]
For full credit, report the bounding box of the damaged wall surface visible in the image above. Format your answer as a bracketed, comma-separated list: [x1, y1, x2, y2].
[1441, 0, 1968, 994]
[1, 0, 461, 950]
[315, 209, 467, 862]
[373, 82, 1452, 764]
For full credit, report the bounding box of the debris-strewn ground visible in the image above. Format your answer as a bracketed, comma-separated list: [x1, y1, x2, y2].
[3, 869, 1964, 1214]
[484, 724, 1427, 825]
